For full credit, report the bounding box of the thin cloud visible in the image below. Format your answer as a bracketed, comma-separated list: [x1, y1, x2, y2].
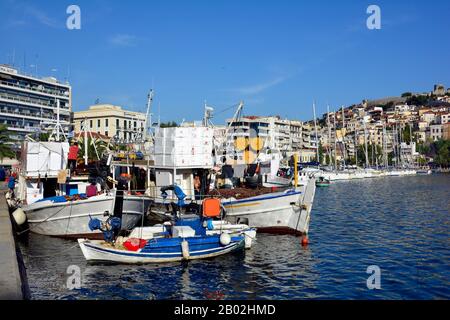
[3, 1, 60, 29]
[24, 6, 59, 28]
[108, 34, 138, 47]
[229, 76, 288, 96]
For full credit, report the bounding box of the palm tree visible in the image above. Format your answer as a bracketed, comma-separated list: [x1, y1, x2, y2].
[0, 124, 15, 160]
[77, 137, 109, 164]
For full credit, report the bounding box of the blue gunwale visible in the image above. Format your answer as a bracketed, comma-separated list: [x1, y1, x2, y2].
[84, 239, 243, 258]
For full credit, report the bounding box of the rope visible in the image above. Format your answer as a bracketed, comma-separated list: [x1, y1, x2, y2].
[16, 203, 69, 236]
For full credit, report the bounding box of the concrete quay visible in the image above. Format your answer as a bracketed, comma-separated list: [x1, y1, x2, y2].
[0, 186, 29, 300]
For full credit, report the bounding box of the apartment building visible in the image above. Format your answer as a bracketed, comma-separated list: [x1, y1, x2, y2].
[0, 64, 72, 150]
[430, 124, 443, 141]
[74, 104, 146, 143]
[289, 120, 303, 151]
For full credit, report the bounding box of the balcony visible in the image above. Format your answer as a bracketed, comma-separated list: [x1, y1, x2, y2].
[116, 126, 144, 132]
[0, 80, 70, 100]
[6, 124, 40, 132]
[0, 92, 71, 111]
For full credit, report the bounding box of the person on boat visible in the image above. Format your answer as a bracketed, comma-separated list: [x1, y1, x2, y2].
[86, 181, 98, 197]
[68, 141, 79, 175]
[194, 175, 201, 200]
[221, 164, 234, 189]
[244, 162, 261, 188]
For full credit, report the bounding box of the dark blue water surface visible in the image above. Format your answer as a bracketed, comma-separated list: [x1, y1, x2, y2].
[19, 175, 450, 300]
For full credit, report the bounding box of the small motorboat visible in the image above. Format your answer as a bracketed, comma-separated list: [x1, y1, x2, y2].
[416, 168, 432, 175]
[315, 177, 331, 187]
[78, 198, 254, 264]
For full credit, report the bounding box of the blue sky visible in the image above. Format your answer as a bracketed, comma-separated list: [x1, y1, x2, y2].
[1, 0, 449, 124]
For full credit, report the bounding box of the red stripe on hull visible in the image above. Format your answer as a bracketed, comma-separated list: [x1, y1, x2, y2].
[256, 226, 305, 236]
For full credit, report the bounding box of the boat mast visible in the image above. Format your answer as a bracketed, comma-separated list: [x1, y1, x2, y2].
[312, 101, 319, 165]
[355, 126, 358, 167]
[224, 101, 244, 160]
[363, 119, 369, 168]
[333, 111, 338, 171]
[48, 98, 66, 142]
[143, 89, 154, 142]
[383, 122, 388, 169]
[84, 117, 88, 166]
[341, 105, 347, 170]
[56, 99, 60, 141]
[327, 104, 331, 167]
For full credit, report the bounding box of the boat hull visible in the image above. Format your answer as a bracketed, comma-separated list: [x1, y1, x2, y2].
[222, 179, 316, 235]
[78, 236, 245, 264]
[24, 194, 144, 238]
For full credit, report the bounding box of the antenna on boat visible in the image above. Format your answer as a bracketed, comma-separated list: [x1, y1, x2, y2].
[144, 89, 154, 141]
[47, 99, 67, 142]
[222, 101, 244, 161]
[83, 117, 89, 165]
[80, 117, 101, 165]
[203, 101, 214, 127]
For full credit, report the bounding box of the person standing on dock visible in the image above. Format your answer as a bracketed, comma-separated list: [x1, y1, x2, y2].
[7, 172, 16, 196]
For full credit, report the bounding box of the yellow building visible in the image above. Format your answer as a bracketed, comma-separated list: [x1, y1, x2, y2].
[73, 104, 146, 143]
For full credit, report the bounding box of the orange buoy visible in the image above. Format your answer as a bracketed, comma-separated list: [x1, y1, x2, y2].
[301, 236, 309, 247]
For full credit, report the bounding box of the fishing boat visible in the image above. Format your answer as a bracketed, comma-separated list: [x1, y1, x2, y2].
[221, 177, 316, 235]
[78, 198, 250, 263]
[15, 141, 147, 238]
[23, 192, 117, 238]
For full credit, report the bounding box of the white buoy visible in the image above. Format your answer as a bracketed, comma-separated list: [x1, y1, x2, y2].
[181, 240, 190, 260]
[12, 208, 27, 226]
[220, 233, 231, 246]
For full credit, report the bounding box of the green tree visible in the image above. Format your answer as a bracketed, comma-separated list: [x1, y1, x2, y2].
[318, 141, 325, 164]
[77, 137, 109, 164]
[39, 132, 50, 141]
[434, 140, 450, 167]
[406, 95, 429, 106]
[356, 145, 369, 167]
[417, 142, 431, 156]
[402, 124, 412, 144]
[325, 154, 332, 165]
[0, 124, 15, 160]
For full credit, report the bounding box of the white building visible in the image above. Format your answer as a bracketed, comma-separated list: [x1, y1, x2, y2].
[0, 64, 72, 150]
[74, 104, 146, 143]
[430, 124, 443, 141]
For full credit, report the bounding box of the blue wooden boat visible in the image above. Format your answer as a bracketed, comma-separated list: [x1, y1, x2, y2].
[78, 198, 248, 264]
[78, 234, 244, 263]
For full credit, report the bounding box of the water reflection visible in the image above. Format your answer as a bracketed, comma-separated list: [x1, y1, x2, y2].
[19, 175, 450, 300]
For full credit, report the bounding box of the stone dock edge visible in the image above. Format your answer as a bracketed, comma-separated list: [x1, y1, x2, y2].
[0, 186, 30, 300]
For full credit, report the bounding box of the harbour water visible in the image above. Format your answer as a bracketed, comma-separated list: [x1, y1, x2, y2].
[19, 175, 449, 300]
